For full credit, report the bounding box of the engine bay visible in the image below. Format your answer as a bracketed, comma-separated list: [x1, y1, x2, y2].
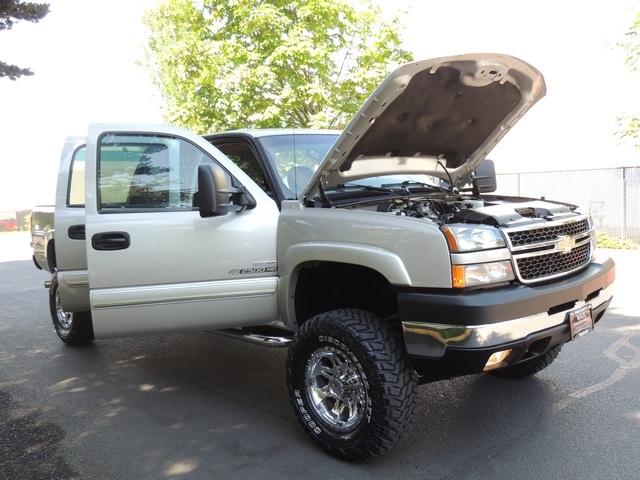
[317, 188, 579, 228]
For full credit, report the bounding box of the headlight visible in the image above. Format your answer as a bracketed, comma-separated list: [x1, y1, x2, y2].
[442, 225, 506, 252]
[452, 261, 514, 288]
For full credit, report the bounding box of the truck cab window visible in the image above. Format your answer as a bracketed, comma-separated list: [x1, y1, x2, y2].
[215, 142, 273, 199]
[67, 146, 86, 207]
[97, 134, 232, 212]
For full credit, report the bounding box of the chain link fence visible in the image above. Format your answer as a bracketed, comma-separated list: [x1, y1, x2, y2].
[496, 167, 640, 243]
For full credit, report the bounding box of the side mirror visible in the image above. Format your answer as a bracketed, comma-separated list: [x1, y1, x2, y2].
[197, 164, 231, 217]
[473, 159, 497, 194]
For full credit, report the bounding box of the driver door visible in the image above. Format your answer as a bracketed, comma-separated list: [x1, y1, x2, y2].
[84, 124, 280, 338]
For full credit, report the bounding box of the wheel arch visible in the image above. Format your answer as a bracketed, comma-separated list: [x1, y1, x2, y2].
[284, 259, 401, 332]
[46, 238, 57, 272]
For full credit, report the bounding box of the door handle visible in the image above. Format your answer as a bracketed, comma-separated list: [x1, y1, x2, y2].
[68, 224, 86, 240]
[91, 232, 130, 251]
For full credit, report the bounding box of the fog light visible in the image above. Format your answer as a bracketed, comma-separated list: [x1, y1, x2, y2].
[483, 349, 513, 371]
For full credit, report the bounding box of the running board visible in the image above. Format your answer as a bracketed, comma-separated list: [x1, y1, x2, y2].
[209, 328, 292, 348]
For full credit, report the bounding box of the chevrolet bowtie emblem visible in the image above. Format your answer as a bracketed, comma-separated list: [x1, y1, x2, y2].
[556, 235, 575, 254]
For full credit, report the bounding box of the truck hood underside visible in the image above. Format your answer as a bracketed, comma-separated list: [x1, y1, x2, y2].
[303, 54, 546, 200]
[342, 65, 521, 169]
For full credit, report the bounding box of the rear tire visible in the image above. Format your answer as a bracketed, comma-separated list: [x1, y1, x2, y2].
[49, 273, 94, 346]
[488, 346, 562, 379]
[286, 309, 416, 461]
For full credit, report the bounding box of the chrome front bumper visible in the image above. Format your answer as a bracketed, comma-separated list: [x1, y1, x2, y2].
[399, 257, 615, 359]
[402, 283, 614, 358]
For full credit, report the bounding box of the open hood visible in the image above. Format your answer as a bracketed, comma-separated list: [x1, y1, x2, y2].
[303, 53, 546, 200]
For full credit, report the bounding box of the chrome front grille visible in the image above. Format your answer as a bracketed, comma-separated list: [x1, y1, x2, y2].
[514, 243, 591, 281]
[505, 217, 593, 284]
[507, 219, 590, 248]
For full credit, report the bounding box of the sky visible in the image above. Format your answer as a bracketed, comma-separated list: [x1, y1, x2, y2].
[1, 0, 639, 211]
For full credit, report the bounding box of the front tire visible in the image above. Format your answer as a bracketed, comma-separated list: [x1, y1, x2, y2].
[49, 273, 94, 346]
[286, 309, 416, 461]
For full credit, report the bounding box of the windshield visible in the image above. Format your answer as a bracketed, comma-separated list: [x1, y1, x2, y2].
[257, 133, 448, 198]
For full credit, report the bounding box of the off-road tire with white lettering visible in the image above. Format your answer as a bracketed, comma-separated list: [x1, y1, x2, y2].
[49, 273, 94, 346]
[488, 346, 562, 379]
[286, 309, 417, 461]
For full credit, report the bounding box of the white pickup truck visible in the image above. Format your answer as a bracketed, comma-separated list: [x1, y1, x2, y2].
[31, 54, 615, 461]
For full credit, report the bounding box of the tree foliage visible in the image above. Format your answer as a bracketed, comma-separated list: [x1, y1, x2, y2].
[142, 0, 412, 133]
[620, 10, 640, 73]
[616, 9, 640, 148]
[0, 0, 49, 80]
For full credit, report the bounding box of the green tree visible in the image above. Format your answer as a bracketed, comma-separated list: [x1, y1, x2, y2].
[0, 0, 50, 80]
[617, 9, 640, 148]
[142, 0, 411, 133]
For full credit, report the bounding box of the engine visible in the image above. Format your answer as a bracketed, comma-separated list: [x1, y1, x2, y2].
[370, 194, 578, 228]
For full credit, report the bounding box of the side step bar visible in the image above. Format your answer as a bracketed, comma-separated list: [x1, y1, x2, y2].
[209, 328, 292, 348]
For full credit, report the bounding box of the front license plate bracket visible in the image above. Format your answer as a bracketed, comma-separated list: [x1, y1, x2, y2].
[568, 304, 594, 340]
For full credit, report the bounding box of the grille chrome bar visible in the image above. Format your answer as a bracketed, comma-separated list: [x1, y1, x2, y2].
[503, 216, 594, 284]
[512, 237, 593, 283]
[504, 217, 591, 251]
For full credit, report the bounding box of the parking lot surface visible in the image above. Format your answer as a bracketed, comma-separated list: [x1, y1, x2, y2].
[1, 233, 638, 479]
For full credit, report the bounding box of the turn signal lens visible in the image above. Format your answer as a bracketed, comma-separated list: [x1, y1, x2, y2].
[452, 265, 466, 288]
[452, 260, 514, 288]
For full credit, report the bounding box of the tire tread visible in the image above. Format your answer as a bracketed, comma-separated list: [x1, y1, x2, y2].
[286, 308, 417, 461]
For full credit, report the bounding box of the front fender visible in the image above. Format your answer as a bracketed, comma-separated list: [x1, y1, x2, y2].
[282, 242, 412, 285]
[278, 242, 412, 330]
[276, 202, 453, 329]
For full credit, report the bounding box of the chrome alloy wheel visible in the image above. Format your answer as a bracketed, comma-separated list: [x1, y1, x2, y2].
[55, 288, 73, 329]
[305, 346, 367, 432]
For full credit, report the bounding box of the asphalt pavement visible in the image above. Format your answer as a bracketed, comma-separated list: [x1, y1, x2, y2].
[0, 232, 638, 479]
